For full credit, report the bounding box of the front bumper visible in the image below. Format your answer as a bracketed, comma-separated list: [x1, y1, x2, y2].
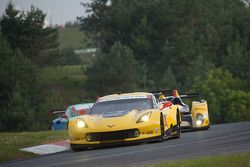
[69, 122, 162, 145]
[70, 136, 162, 150]
[193, 118, 210, 129]
[180, 121, 193, 129]
[181, 114, 193, 130]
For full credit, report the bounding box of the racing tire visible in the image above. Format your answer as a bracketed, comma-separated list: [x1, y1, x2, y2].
[173, 111, 181, 138]
[70, 144, 87, 152]
[206, 124, 210, 130]
[159, 114, 165, 141]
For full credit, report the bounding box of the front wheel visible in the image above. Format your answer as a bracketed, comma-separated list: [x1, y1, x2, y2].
[70, 144, 87, 152]
[173, 111, 181, 138]
[159, 114, 165, 141]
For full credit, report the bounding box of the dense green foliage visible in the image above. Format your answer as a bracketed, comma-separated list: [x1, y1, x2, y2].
[38, 65, 87, 105]
[0, 3, 60, 131]
[39, 48, 81, 66]
[79, 0, 250, 123]
[0, 3, 93, 132]
[58, 27, 86, 49]
[0, 3, 58, 63]
[0, 34, 50, 131]
[80, 0, 250, 86]
[85, 42, 144, 97]
[193, 69, 250, 123]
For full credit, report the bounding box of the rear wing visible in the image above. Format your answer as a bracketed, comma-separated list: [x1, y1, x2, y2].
[49, 109, 66, 115]
[179, 93, 199, 98]
[151, 89, 172, 99]
[152, 89, 199, 100]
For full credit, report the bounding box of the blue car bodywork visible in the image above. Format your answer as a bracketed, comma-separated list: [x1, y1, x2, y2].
[51, 103, 94, 130]
[51, 117, 68, 130]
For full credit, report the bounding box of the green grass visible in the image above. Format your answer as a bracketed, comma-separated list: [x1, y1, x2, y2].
[58, 27, 86, 49]
[153, 152, 250, 167]
[39, 65, 86, 87]
[57, 27, 95, 63]
[0, 131, 68, 162]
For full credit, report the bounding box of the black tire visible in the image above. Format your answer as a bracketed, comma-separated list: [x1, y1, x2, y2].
[207, 124, 210, 129]
[66, 122, 69, 130]
[159, 114, 165, 141]
[174, 111, 181, 138]
[204, 124, 210, 130]
[70, 144, 87, 152]
[177, 110, 181, 125]
[172, 111, 181, 138]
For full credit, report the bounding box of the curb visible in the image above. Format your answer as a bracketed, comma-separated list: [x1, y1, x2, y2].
[20, 140, 70, 155]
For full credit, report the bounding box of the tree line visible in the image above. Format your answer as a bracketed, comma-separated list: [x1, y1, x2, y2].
[0, 3, 87, 131]
[80, 0, 250, 123]
[0, 3, 60, 131]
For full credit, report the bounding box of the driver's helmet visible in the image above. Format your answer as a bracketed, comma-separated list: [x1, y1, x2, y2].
[159, 94, 165, 101]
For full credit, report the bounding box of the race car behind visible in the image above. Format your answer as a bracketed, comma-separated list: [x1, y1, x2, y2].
[155, 90, 210, 131]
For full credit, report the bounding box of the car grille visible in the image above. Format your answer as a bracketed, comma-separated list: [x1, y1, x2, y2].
[85, 129, 139, 142]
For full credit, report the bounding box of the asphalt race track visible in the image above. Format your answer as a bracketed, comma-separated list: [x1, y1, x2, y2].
[1, 121, 250, 167]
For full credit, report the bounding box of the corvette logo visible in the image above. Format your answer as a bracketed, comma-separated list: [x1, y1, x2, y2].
[107, 124, 115, 128]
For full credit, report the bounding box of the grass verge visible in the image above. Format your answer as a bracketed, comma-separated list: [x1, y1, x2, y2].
[0, 131, 68, 163]
[153, 152, 250, 167]
[58, 27, 85, 49]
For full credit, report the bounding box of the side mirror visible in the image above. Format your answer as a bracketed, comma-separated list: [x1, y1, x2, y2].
[160, 101, 172, 110]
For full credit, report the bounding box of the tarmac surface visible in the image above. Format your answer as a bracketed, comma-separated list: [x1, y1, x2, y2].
[1, 121, 250, 167]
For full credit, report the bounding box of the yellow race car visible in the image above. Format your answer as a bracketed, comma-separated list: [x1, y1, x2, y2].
[156, 90, 210, 131]
[68, 92, 181, 151]
[190, 100, 210, 129]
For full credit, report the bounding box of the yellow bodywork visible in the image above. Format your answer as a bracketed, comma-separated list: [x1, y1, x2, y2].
[68, 92, 179, 146]
[191, 100, 210, 128]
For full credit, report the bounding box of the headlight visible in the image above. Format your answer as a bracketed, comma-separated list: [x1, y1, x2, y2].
[77, 118, 87, 128]
[137, 112, 151, 123]
[196, 120, 202, 126]
[196, 113, 204, 126]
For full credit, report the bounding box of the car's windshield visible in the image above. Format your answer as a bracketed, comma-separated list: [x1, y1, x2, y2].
[90, 98, 153, 116]
[72, 108, 91, 117]
[65, 108, 71, 118]
[65, 106, 92, 118]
